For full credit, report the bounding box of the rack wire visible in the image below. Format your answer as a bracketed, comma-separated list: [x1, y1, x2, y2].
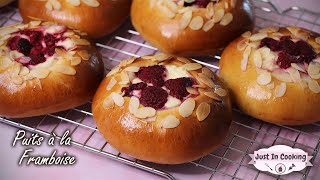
[1, 0, 320, 179]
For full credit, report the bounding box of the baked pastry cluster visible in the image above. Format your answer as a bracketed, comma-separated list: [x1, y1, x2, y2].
[19, 0, 132, 38]
[220, 27, 320, 125]
[131, 0, 254, 56]
[92, 54, 232, 164]
[0, 21, 103, 118]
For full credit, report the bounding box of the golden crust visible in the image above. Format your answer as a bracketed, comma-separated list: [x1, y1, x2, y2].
[18, 0, 132, 38]
[219, 27, 320, 125]
[0, 22, 104, 118]
[131, 0, 254, 56]
[92, 55, 232, 164]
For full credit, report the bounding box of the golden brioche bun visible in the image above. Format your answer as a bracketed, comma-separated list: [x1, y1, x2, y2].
[19, 0, 131, 38]
[131, 0, 254, 56]
[0, 21, 104, 118]
[92, 54, 232, 164]
[219, 27, 320, 125]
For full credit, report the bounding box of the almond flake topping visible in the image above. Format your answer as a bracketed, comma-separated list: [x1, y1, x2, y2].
[291, 63, 306, 73]
[308, 62, 320, 75]
[253, 50, 262, 68]
[308, 80, 320, 93]
[202, 67, 215, 79]
[181, 63, 202, 71]
[214, 88, 227, 97]
[177, 57, 191, 63]
[71, 57, 81, 66]
[189, 16, 204, 30]
[257, 72, 272, 85]
[134, 107, 156, 119]
[77, 50, 90, 60]
[258, 27, 279, 33]
[198, 73, 215, 88]
[129, 96, 140, 114]
[213, 9, 225, 23]
[241, 46, 251, 71]
[186, 87, 198, 95]
[81, 0, 100, 7]
[103, 97, 114, 109]
[31, 68, 50, 79]
[161, 115, 180, 129]
[106, 77, 117, 91]
[12, 76, 23, 85]
[125, 66, 140, 72]
[179, 10, 193, 29]
[196, 102, 211, 121]
[274, 83, 287, 97]
[120, 71, 130, 85]
[204, 92, 222, 101]
[67, 0, 81, 6]
[241, 31, 252, 38]
[206, 2, 214, 19]
[272, 71, 293, 83]
[203, 20, 215, 32]
[111, 92, 124, 107]
[51, 64, 76, 75]
[249, 32, 268, 41]
[220, 13, 233, 26]
[107, 66, 120, 77]
[237, 38, 249, 51]
[179, 98, 195, 118]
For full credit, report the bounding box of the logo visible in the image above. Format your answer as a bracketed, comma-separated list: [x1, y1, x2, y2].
[249, 145, 312, 175]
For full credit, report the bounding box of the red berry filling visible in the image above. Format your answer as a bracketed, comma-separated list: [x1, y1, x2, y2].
[7, 28, 68, 67]
[122, 65, 196, 109]
[135, 65, 166, 87]
[184, 0, 214, 8]
[140, 86, 168, 109]
[165, 77, 194, 100]
[260, 36, 317, 69]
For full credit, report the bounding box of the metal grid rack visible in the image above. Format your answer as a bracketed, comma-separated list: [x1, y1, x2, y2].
[1, 1, 320, 179]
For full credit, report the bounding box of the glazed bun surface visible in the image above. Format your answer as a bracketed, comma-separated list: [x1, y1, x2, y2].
[92, 54, 232, 164]
[19, 0, 131, 38]
[219, 27, 320, 125]
[0, 21, 104, 118]
[131, 0, 254, 56]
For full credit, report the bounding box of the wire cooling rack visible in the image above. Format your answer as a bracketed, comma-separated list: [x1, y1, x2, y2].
[1, 1, 320, 180]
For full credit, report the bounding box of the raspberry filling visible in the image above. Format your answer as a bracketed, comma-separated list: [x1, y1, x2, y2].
[122, 65, 196, 109]
[7, 28, 68, 67]
[184, 0, 215, 8]
[259, 36, 317, 69]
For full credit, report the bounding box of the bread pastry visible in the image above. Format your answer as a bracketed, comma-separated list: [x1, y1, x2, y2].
[0, 21, 104, 118]
[131, 0, 254, 56]
[19, 0, 132, 38]
[220, 27, 320, 125]
[92, 54, 232, 164]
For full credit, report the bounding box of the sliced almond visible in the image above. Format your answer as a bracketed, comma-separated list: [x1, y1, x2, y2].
[196, 102, 210, 121]
[291, 63, 306, 73]
[258, 27, 279, 33]
[249, 32, 268, 41]
[203, 19, 215, 32]
[164, 0, 178, 13]
[103, 97, 114, 109]
[152, 53, 171, 62]
[189, 16, 204, 30]
[161, 5, 176, 18]
[274, 83, 287, 97]
[272, 71, 293, 82]
[186, 87, 198, 95]
[106, 66, 120, 77]
[31, 68, 50, 79]
[308, 62, 320, 75]
[310, 73, 320, 80]
[266, 82, 275, 90]
[204, 92, 222, 101]
[257, 72, 272, 85]
[287, 68, 301, 82]
[50, 0, 61, 10]
[134, 107, 156, 119]
[120, 71, 130, 84]
[52, 64, 76, 75]
[202, 67, 215, 79]
[12, 76, 23, 85]
[181, 63, 202, 71]
[179, 10, 193, 29]
[77, 50, 90, 60]
[237, 38, 249, 51]
[179, 98, 195, 118]
[71, 57, 81, 66]
[308, 80, 320, 93]
[129, 96, 140, 114]
[106, 77, 117, 91]
[215, 88, 227, 97]
[10, 63, 21, 77]
[177, 57, 191, 63]
[81, 0, 100, 7]
[212, 9, 225, 23]
[125, 66, 139, 72]
[240, 46, 251, 71]
[111, 92, 124, 107]
[241, 31, 252, 38]
[253, 50, 262, 68]
[206, 2, 214, 19]
[19, 67, 30, 76]
[72, 38, 90, 46]
[67, 0, 81, 6]
[29, 21, 42, 27]
[198, 73, 215, 88]
[220, 13, 233, 26]
[161, 115, 180, 129]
